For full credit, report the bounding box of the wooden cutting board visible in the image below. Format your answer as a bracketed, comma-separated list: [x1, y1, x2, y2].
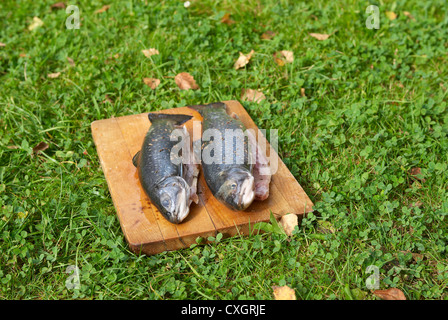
[91, 100, 313, 255]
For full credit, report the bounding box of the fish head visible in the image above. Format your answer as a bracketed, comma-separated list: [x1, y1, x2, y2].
[155, 176, 190, 224]
[216, 168, 255, 211]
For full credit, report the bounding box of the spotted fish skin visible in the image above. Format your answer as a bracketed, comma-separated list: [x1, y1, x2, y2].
[133, 113, 194, 224]
[188, 102, 255, 211]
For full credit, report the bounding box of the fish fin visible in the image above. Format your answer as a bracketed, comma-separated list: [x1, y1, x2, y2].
[132, 150, 141, 167]
[187, 102, 228, 116]
[147, 113, 193, 126]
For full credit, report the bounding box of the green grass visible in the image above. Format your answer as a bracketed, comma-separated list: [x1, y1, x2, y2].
[1, 0, 448, 300]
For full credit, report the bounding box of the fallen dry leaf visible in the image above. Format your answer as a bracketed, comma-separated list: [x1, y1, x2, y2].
[102, 94, 113, 104]
[51, 2, 66, 10]
[409, 167, 425, 182]
[300, 88, 306, 97]
[278, 214, 298, 236]
[67, 57, 75, 66]
[279, 50, 294, 63]
[221, 13, 235, 25]
[274, 58, 285, 67]
[233, 50, 254, 70]
[32, 142, 49, 155]
[261, 30, 276, 40]
[0, 42, 6, 47]
[403, 11, 415, 20]
[309, 33, 330, 41]
[373, 288, 406, 300]
[241, 88, 266, 103]
[272, 285, 296, 300]
[47, 72, 61, 79]
[385, 11, 397, 20]
[95, 5, 110, 14]
[174, 72, 199, 90]
[143, 77, 161, 89]
[28, 17, 44, 31]
[274, 50, 294, 66]
[142, 48, 159, 58]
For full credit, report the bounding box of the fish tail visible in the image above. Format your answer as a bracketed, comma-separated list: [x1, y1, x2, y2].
[187, 102, 227, 116]
[147, 113, 193, 125]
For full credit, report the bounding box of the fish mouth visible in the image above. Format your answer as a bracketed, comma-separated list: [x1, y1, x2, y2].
[237, 176, 255, 210]
[158, 177, 191, 224]
[171, 186, 190, 224]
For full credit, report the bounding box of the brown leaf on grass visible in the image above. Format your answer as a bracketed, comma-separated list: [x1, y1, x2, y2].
[28, 17, 44, 31]
[32, 142, 49, 155]
[142, 48, 159, 58]
[274, 58, 285, 66]
[300, 88, 306, 97]
[274, 50, 294, 66]
[272, 285, 296, 300]
[408, 201, 423, 208]
[261, 30, 276, 40]
[47, 72, 61, 78]
[143, 77, 161, 89]
[278, 214, 298, 236]
[233, 50, 254, 70]
[51, 2, 66, 10]
[279, 50, 294, 63]
[385, 11, 397, 20]
[102, 94, 113, 104]
[403, 11, 415, 20]
[67, 57, 75, 66]
[409, 167, 425, 182]
[309, 33, 330, 41]
[221, 13, 235, 25]
[174, 72, 199, 90]
[95, 5, 110, 14]
[0, 42, 6, 47]
[241, 89, 266, 103]
[373, 288, 406, 300]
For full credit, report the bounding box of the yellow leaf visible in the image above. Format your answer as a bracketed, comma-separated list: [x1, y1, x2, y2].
[28, 17, 44, 31]
[279, 50, 294, 63]
[142, 48, 160, 58]
[221, 13, 235, 25]
[279, 214, 298, 236]
[233, 50, 254, 70]
[241, 89, 266, 103]
[47, 72, 61, 78]
[143, 77, 161, 89]
[274, 57, 285, 66]
[17, 211, 28, 219]
[309, 33, 330, 41]
[274, 50, 294, 66]
[95, 5, 110, 14]
[272, 285, 296, 300]
[174, 72, 199, 90]
[403, 11, 415, 20]
[385, 11, 397, 20]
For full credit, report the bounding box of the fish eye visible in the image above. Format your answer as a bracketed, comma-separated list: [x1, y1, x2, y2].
[161, 197, 171, 208]
[231, 183, 237, 189]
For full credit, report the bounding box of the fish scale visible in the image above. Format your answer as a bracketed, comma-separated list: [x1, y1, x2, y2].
[188, 102, 255, 211]
[133, 113, 194, 224]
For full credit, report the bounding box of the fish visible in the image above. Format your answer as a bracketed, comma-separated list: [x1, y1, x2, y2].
[188, 102, 256, 211]
[132, 113, 199, 224]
